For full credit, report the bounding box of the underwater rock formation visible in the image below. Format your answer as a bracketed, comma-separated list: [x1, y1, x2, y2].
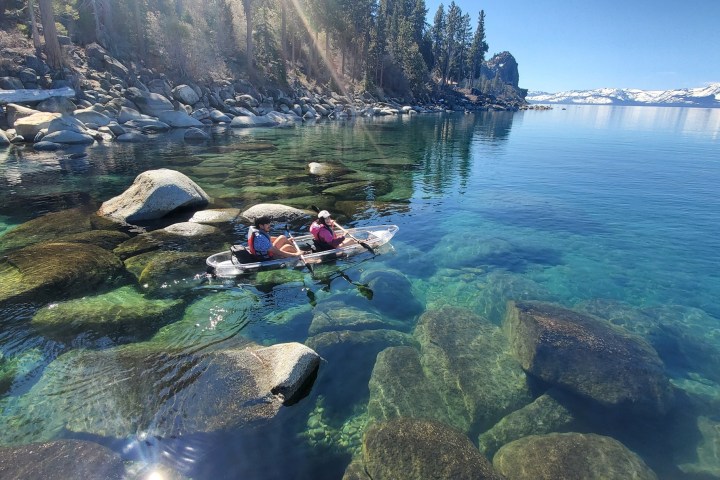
[31, 286, 184, 340]
[367, 308, 532, 436]
[504, 301, 674, 415]
[493, 432, 657, 480]
[477, 389, 577, 457]
[0, 440, 125, 480]
[0, 242, 124, 304]
[361, 418, 504, 480]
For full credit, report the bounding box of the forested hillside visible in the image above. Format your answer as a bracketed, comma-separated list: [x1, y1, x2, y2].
[0, 0, 525, 103]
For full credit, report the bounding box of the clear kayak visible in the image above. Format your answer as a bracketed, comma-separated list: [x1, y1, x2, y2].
[206, 225, 399, 278]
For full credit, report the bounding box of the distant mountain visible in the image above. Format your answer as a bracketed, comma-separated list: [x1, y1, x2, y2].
[527, 83, 720, 107]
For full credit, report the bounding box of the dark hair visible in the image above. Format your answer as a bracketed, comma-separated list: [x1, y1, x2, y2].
[254, 216, 272, 227]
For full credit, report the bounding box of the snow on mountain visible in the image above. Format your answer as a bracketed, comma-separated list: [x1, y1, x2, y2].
[527, 83, 720, 107]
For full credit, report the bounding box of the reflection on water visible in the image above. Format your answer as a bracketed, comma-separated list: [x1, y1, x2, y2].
[0, 108, 719, 479]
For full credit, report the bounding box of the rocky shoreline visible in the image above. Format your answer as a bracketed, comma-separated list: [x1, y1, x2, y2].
[0, 43, 550, 151]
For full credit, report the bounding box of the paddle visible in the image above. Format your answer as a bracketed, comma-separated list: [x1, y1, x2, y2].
[286, 225, 314, 274]
[310, 205, 375, 254]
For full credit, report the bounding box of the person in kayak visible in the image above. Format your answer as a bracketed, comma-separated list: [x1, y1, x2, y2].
[310, 210, 355, 251]
[248, 216, 302, 260]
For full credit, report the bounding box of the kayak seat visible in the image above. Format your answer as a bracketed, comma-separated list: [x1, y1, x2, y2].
[230, 245, 258, 264]
[311, 239, 334, 253]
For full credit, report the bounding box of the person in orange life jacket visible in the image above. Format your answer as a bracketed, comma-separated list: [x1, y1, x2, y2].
[247, 216, 301, 260]
[309, 210, 356, 251]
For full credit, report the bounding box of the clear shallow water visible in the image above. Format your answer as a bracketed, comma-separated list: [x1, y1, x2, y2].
[0, 106, 719, 478]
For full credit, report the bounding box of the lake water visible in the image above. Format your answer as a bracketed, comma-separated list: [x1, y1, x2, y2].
[0, 106, 719, 479]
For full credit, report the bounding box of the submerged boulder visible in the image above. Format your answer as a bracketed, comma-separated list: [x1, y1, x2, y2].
[0, 208, 122, 255]
[0, 440, 124, 480]
[4, 341, 320, 441]
[414, 308, 533, 433]
[362, 418, 503, 480]
[0, 242, 124, 304]
[31, 286, 183, 340]
[97, 169, 211, 223]
[492, 432, 657, 480]
[478, 389, 577, 456]
[504, 301, 674, 415]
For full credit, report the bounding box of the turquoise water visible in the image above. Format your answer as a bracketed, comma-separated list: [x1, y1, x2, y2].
[0, 106, 719, 478]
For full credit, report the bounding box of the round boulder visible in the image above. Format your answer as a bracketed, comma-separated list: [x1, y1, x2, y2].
[503, 301, 674, 415]
[241, 203, 308, 223]
[97, 169, 211, 223]
[493, 432, 657, 480]
[363, 418, 503, 480]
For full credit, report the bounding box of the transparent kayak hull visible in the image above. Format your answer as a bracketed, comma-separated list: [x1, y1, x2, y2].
[206, 225, 399, 278]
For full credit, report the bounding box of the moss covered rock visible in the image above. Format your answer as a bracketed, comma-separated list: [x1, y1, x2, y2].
[504, 301, 674, 415]
[493, 432, 657, 480]
[113, 228, 229, 260]
[0, 208, 122, 255]
[31, 286, 183, 340]
[362, 418, 503, 480]
[413, 308, 533, 433]
[0, 242, 124, 304]
[478, 389, 577, 456]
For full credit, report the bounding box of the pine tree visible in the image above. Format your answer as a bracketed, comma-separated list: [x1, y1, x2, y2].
[430, 4, 444, 78]
[467, 10, 488, 88]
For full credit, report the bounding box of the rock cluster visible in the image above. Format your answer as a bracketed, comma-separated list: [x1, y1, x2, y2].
[0, 44, 528, 150]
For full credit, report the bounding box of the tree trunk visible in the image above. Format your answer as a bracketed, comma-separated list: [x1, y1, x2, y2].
[28, 0, 42, 54]
[38, 0, 62, 69]
[243, 0, 254, 69]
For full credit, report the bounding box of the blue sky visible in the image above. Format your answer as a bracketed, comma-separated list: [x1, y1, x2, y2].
[424, 0, 720, 92]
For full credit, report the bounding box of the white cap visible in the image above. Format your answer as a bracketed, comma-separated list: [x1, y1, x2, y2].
[318, 210, 331, 219]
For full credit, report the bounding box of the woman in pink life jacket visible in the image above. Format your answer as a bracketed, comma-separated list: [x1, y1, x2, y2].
[247, 216, 302, 260]
[309, 210, 356, 251]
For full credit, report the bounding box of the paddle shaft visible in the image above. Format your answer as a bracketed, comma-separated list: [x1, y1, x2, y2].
[286, 228, 313, 273]
[332, 221, 375, 253]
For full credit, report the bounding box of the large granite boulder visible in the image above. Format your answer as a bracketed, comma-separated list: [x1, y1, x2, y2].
[73, 108, 113, 126]
[362, 418, 503, 480]
[241, 203, 308, 223]
[13, 111, 62, 139]
[3, 341, 320, 441]
[478, 389, 577, 456]
[0, 440, 124, 480]
[493, 432, 657, 479]
[5, 103, 39, 126]
[414, 308, 533, 432]
[156, 110, 204, 128]
[42, 130, 95, 144]
[97, 169, 211, 223]
[308, 301, 409, 336]
[171, 84, 201, 105]
[504, 301, 674, 415]
[0, 242, 124, 304]
[230, 114, 279, 128]
[125, 87, 174, 117]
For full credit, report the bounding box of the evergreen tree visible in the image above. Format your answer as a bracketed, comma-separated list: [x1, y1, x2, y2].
[467, 9, 488, 87]
[441, 1, 461, 86]
[430, 4, 444, 78]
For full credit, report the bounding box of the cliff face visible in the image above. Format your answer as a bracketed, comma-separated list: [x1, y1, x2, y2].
[483, 52, 520, 88]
